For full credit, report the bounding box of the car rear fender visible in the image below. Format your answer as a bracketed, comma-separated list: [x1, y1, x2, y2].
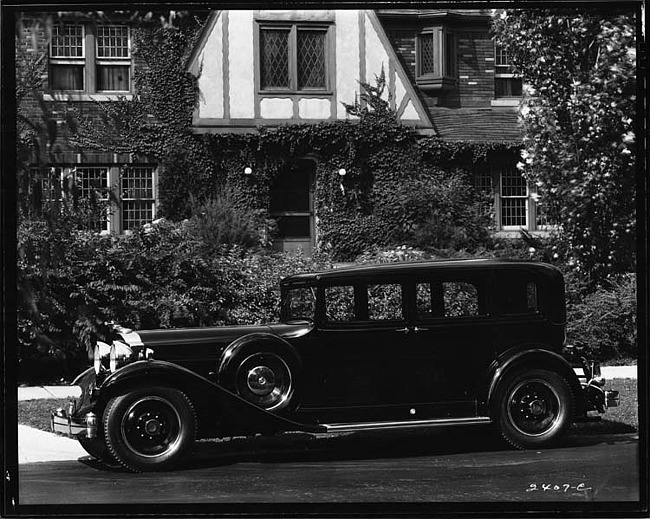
[482, 348, 584, 416]
[99, 360, 322, 437]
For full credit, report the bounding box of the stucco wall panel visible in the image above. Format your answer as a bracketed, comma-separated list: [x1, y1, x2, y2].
[365, 14, 390, 102]
[299, 98, 332, 119]
[336, 10, 360, 118]
[197, 15, 224, 119]
[228, 10, 255, 119]
[260, 98, 294, 119]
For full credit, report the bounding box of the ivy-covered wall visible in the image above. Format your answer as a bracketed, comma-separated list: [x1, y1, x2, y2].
[63, 17, 521, 261]
[169, 119, 521, 260]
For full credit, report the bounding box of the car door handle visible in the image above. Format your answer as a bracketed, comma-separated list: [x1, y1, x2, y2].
[414, 327, 429, 333]
[396, 327, 410, 335]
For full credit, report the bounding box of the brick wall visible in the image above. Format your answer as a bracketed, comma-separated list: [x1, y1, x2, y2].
[385, 20, 497, 109]
[16, 14, 149, 163]
[455, 31, 494, 108]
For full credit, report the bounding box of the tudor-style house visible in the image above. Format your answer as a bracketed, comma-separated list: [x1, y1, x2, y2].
[186, 9, 549, 253]
[19, 9, 549, 251]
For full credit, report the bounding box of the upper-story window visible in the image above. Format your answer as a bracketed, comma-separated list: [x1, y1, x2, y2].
[50, 23, 131, 93]
[259, 24, 329, 91]
[416, 27, 456, 91]
[494, 45, 522, 98]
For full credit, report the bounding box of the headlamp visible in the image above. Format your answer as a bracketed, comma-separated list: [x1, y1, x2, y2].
[110, 341, 134, 372]
[93, 341, 111, 375]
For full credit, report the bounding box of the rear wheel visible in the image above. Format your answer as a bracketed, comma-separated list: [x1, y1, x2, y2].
[103, 387, 196, 472]
[495, 369, 573, 449]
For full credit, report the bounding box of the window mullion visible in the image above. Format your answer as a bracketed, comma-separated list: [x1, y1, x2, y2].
[290, 25, 298, 91]
[86, 24, 96, 94]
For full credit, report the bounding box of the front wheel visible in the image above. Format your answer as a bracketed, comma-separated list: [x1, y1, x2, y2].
[103, 387, 196, 472]
[495, 369, 573, 449]
[78, 435, 114, 463]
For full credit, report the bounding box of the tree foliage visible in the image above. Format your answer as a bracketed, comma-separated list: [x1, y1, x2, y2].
[492, 8, 637, 281]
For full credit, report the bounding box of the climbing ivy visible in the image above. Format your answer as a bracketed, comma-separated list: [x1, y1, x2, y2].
[74, 22, 518, 260]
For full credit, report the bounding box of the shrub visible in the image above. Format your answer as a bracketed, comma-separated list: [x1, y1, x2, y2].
[567, 274, 637, 364]
[187, 189, 275, 251]
[17, 215, 330, 382]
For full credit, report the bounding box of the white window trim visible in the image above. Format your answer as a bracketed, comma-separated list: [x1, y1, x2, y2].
[49, 22, 132, 95]
[32, 164, 157, 234]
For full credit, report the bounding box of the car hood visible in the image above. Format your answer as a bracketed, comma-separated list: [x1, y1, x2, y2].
[127, 322, 313, 347]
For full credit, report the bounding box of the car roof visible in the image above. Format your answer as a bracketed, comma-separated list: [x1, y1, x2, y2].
[280, 258, 563, 285]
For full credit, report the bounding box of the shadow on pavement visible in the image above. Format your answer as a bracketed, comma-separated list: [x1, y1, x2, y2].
[79, 423, 638, 473]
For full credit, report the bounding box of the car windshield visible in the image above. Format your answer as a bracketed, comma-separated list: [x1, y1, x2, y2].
[282, 285, 316, 322]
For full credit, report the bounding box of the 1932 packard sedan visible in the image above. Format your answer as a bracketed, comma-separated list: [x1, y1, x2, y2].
[52, 259, 619, 472]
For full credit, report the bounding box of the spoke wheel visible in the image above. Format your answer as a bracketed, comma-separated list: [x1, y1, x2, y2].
[496, 369, 573, 449]
[235, 352, 293, 412]
[103, 387, 195, 472]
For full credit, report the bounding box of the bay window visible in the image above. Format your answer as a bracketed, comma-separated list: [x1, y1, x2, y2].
[416, 27, 457, 91]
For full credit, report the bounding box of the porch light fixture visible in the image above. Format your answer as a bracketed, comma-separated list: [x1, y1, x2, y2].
[244, 166, 253, 175]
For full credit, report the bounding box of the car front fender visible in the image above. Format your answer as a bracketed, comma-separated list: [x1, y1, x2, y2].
[98, 360, 323, 437]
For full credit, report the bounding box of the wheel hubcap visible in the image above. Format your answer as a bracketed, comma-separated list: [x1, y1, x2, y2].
[508, 380, 560, 436]
[121, 397, 181, 458]
[247, 366, 276, 396]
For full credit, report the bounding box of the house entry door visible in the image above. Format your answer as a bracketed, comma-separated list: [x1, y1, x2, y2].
[270, 159, 315, 254]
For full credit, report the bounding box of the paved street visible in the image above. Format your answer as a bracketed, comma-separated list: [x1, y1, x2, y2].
[18, 427, 639, 505]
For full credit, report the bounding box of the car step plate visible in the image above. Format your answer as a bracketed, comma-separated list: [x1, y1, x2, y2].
[322, 416, 492, 433]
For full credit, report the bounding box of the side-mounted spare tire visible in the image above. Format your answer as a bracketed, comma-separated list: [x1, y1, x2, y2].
[103, 386, 196, 472]
[494, 368, 574, 449]
[219, 339, 300, 414]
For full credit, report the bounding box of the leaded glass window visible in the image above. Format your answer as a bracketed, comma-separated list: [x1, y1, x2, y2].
[297, 29, 326, 89]
[260, 28, 290, 89]
[259, 24, 329, 91]
[419, 33, 434, 75]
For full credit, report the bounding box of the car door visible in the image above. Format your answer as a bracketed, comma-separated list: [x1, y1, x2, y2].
[403, 273, 496, 418]
[298, 278, 413, 422]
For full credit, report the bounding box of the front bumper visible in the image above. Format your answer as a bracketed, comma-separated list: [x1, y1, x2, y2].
[49, 366, 100, 438]
[51, 408, 87, 436]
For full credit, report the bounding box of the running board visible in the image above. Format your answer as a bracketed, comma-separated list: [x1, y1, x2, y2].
[322, 416, 492, 433]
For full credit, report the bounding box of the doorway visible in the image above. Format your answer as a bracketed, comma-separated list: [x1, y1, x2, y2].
[269, 158, 316, 254]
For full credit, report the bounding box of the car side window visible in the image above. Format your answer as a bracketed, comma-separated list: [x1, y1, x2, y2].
[499, 276, 539, 315]
[325, 285, 357, 322]
[442, 281, 481, 318]
[285, 286, 316, 320]
[415, 282, 437, 318]
[367, 283, 403, 321]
